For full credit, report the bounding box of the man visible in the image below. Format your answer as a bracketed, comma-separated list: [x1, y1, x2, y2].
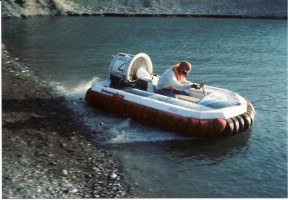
[156, 61, 201, 98]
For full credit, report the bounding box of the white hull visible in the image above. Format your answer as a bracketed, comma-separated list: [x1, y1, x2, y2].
[91, 79, 247, 120]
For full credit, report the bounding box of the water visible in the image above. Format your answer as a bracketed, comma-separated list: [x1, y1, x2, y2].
[2, 16, 287, 198]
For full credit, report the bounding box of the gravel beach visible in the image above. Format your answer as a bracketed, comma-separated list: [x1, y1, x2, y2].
[2, 45, 137, 198]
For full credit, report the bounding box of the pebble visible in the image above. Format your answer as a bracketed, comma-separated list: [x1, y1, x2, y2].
[71, 188, 78, 193]
[111, 173, 117, 179]
[62, 170, 68, 175]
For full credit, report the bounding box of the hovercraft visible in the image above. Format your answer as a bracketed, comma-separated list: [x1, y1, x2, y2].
[85, 53, 255, 138]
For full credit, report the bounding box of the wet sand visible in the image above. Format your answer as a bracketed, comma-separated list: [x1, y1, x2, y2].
[2, 45, 137, 198]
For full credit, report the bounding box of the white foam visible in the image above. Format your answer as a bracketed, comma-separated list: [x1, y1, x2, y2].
[54, 77, 99, 97]
[50, 77, 188, 144]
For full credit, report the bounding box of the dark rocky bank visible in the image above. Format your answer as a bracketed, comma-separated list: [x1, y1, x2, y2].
[2, 45, 138, 198]
[2, 0, 287, 19]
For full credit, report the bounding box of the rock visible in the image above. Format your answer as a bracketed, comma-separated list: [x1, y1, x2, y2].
[111, 173, 117, 179]
[71, 188, 78, 193]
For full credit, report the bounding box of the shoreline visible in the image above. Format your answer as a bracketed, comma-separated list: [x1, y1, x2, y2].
[2, 45, 137, 198]
[2, 0, 287, 19]
[3, 12, 287, 20]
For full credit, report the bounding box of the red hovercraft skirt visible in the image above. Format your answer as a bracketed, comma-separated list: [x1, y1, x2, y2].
[85, 88, 255, 138]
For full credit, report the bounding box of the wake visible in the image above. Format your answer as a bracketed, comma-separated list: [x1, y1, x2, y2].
[50, 77, 188, 144]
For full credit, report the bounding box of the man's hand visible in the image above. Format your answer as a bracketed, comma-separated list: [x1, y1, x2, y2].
[191, 84, 201, 89]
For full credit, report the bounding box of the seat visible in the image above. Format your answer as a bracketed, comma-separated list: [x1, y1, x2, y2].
[176, 94, 200, 103]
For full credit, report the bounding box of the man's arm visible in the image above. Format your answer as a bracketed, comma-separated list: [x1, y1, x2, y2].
[167, 71, 191, 91]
